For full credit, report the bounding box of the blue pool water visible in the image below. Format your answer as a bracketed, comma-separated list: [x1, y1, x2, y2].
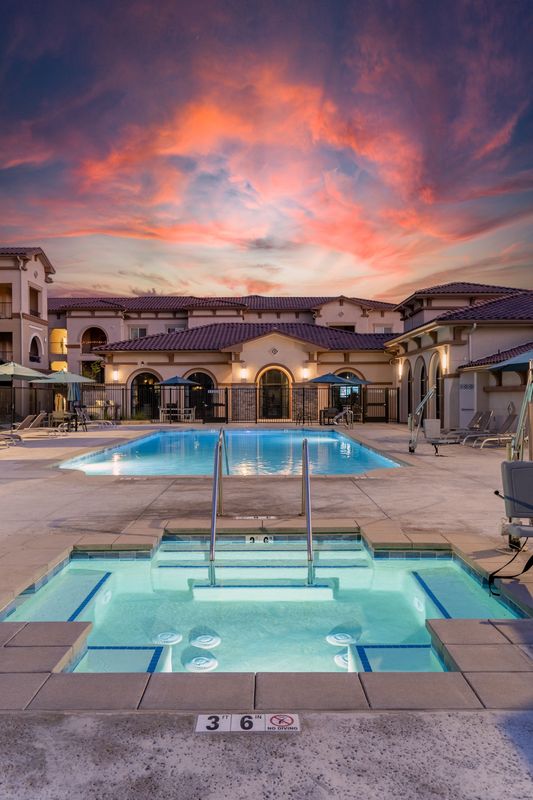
[60, 428, 400, 476]
[8, 538, 519, 673]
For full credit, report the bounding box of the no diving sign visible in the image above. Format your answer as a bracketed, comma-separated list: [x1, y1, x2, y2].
[195, 713, 300, 733]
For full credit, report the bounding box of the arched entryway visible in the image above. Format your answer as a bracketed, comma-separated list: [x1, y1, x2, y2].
[258, 368, 291, 420]
[185, 371, 216, 421]
[130, 372, 160, 419]
[29, 336, 42, 364]
[413, 356, 428, 419]
[402, 361, 413, 418]
[81, 327, 107, 354]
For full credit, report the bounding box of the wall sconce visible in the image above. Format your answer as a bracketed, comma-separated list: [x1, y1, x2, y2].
[112, 369, 119, 382]
[240, 367, 248, 381]
[302, 367, 310, 380]
[441, 349, 448, 373]
[397, 360, 403, 379]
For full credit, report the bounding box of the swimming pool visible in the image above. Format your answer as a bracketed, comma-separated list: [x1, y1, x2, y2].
[60, 428, 400, 476]
[8, 537, 518, 673]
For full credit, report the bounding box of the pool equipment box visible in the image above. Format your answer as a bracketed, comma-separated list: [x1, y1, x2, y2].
[195, 714, 301, 733]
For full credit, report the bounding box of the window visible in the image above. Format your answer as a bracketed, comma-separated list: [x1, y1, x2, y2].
[166, 322, 187, 333]
[374, 325, 393, 334]
[29, 336, 41, 363]
[130, 327, 148, 339]
[330, 324, 355, 332]
[29, 287, 41, 317]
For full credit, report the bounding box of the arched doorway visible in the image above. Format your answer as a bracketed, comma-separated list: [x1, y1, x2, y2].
[185, 371, 216, 421]
[130, 372, 160, 419]
[428, 353, 444, 421]
[258, 368, 290, 420]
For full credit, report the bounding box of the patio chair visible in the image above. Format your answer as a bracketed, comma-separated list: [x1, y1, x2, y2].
[320, 407, 338, 425]
[75, 407, 114, 431]
[470, 414, 518, 448]
[459, 410, 495, 444]
[11, 414, 36, 431]
[440, 410, 493, 442]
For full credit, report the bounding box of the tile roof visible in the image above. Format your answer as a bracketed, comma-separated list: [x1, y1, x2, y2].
[435, 291, 533, 322]
[97, 323, 392, 352]
[395, 281, 520, 309]
[47, 294, 396, 313]
[460, 340, 533, 369]
[0, 246, 55, 274]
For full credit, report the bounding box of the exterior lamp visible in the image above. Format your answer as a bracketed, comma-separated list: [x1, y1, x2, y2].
[441, 349, 448, 373]
[397, 360, 403, 379]
[112, 369, 119, 382]
[302, 367, 309, 380]
[240, 367, 248, 381]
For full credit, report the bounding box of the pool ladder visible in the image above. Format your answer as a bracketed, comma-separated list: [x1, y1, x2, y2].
[208, 432, 315, 586]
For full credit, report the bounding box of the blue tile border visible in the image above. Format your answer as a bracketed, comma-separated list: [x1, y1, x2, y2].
[67, 572, 112, 621]
[84, 645, 164, 673]
[411, 571, 452, 619]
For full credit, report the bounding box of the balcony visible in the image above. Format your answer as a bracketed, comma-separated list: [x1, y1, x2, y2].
[29, 308, 41, 318]
[29, 354, 41, 363]
[81, 340, 107, 354]
[0, 301, 12, 319]
[0, 350, 14, 363]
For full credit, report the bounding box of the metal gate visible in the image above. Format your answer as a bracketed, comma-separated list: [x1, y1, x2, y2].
[362, 387, 399, 422]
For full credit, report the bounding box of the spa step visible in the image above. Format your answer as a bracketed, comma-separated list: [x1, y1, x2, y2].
[191, 578, 335, 601]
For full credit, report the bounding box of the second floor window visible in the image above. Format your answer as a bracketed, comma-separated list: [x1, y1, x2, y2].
[130, 327, 147, 339]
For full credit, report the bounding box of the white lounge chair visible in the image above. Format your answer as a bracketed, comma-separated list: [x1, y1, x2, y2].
[470, 414, 518, 448]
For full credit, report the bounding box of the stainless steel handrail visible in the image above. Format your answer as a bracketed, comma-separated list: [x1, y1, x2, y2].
[209, 430, 229, 585]
[301, 438, 314, 585]
[209, 435, 222, 585]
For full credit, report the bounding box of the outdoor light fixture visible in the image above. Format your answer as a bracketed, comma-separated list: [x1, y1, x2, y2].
[302, 367, 309, 379]
[397, 360, 403, 379]
[441, 349, 448, 373]
[240, 367, 248, 381]
[112, 369, 119, 382]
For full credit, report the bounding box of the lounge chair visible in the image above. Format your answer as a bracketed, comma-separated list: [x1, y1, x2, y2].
[75, 407, 115, 431]
[11, 414, 36, 431]
[460, 410, 497, 444]
[440, 410, 494, 442]
[20, 412, 69, 438]
[470, 414, 518, 448]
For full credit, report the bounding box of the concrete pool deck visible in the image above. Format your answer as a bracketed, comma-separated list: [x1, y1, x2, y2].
[0, 422, 532, 796]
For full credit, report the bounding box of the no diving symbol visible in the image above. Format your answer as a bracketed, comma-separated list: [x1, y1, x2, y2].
[269, 714, 294, 728]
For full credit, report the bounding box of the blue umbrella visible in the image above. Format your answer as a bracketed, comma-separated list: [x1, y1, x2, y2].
[157, 376, 200, 386]
[306, 372, 370, 385]
[490, 349, 533, 372]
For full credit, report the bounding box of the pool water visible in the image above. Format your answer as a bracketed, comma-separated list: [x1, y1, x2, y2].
[60, 428, 400, 476]
[8, 537, 518, 673]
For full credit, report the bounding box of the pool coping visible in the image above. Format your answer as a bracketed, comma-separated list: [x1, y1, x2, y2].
[0, 523, 531, 712]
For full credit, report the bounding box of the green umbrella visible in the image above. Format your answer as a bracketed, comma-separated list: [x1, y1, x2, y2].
[33, 370, 95, 413]
[0, 361, 48, 429]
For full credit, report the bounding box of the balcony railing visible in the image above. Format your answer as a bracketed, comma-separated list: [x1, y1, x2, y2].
[29, 354, 41, 363]
[0, 351, 14, 363]
[81, 340, 107, 353]
[0, 301, 12, 319]
[29, 308, 41, 318]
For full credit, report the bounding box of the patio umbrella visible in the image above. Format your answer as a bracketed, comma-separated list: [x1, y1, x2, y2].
[157, 376, 201, 386]
[306, 372, 371, 386]
[33, 370, 95, 412]
[158, 376, 200, 415]
[0, 361, 48, 429]
[489, 349, 533, 372]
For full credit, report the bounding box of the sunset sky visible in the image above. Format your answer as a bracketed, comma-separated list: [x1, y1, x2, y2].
[1, 0, 532, 300]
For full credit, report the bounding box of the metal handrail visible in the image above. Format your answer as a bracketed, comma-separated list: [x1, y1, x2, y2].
[209, 430, 229, 585]
[301, 438, 314, 585]
[408, 385, 436, 453]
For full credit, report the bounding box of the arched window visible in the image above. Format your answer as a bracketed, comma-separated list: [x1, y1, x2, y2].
[335, 370, 363, 407]
[258, 368, 290, 420]
[29, 336, 41, 363]
[81, 327, 108, 354]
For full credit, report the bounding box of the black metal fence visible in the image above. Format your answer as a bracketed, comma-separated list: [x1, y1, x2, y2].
[0, 383, 399, 426]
